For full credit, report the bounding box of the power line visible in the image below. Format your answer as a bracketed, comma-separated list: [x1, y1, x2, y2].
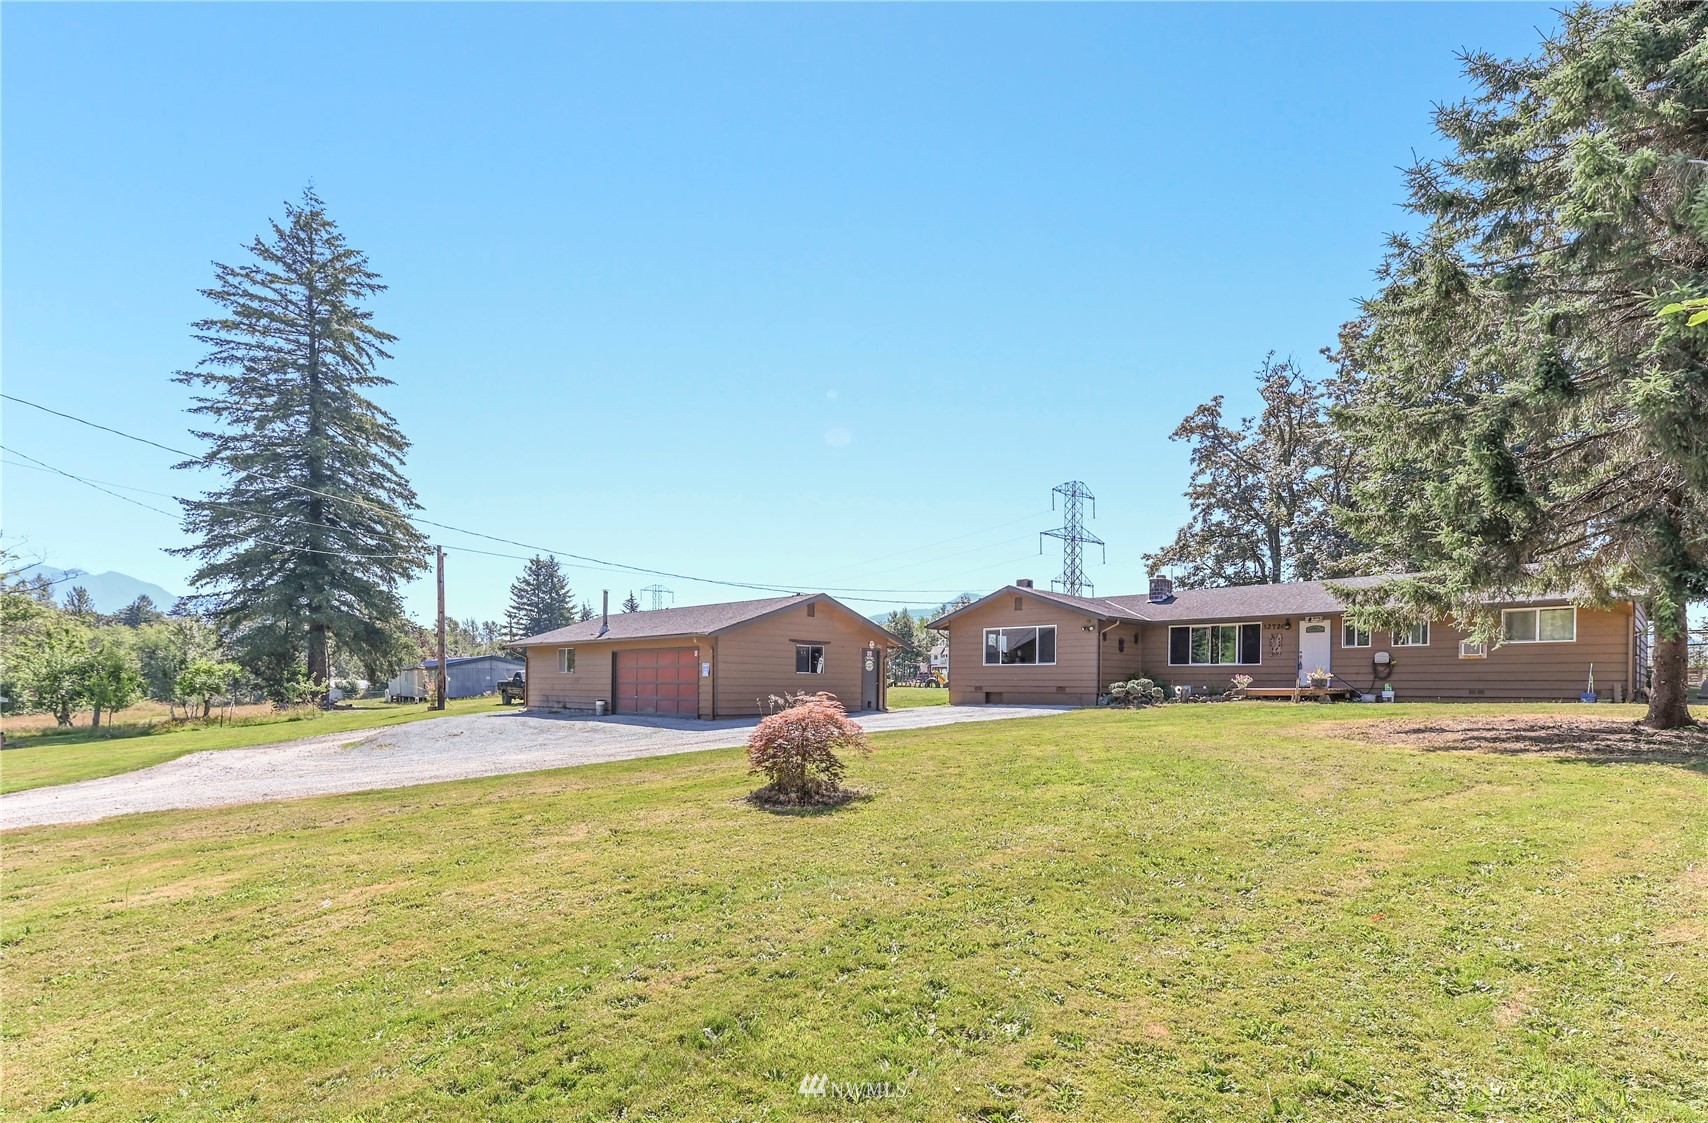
[3, 393, 979, 601]
[0, 447, 420, 560]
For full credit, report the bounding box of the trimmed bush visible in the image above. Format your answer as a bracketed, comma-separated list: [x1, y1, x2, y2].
[745, 692, 871, 805]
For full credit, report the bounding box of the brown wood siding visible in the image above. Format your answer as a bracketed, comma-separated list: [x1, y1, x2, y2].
[1134, 606, 1634, 701]
[1327, 607, 1633, 701]
[945, 596, 1101, 706]
[525, 636, 712, 716]
[710, 601, 885, 717]
[1136, 616, 1299, 693]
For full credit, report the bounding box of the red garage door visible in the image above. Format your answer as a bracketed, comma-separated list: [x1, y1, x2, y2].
[613, 648, 700, 716]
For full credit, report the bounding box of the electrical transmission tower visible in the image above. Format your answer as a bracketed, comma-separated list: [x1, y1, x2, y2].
[639, 584, 674, 611]
[1040, 481, 1105, 596]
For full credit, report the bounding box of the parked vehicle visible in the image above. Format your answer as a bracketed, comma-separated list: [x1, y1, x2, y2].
[498, 672, 526, 705]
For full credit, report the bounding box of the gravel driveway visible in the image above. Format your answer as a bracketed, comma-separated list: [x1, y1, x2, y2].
[1, 704, 1068, 829]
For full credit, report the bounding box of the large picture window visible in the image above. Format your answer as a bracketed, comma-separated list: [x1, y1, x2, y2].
[1502, 607, 1576, 643]
[1168, 623, 1261, 666]
[983, 625, 1057, 666]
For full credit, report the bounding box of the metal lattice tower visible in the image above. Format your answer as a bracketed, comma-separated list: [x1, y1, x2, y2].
[639, 584, 674, 611]
[1040, 481, 1105, 596]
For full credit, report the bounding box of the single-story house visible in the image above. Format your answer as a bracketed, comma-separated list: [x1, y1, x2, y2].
[928, 576, 1648, 705]
[389, 654, 526, 701]
[512, 593, 898, 718]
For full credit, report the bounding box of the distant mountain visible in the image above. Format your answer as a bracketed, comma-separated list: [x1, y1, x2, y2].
[28, 566, 183, 614]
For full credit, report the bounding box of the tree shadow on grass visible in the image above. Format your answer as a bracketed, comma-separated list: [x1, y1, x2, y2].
[740, 786, 877, 817]
[1346, 714, 1708, 772]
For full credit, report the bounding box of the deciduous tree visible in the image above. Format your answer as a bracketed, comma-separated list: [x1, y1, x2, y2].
[1144, 354, 1360, 588]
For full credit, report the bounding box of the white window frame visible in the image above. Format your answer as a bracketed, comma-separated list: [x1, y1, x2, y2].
[1341, 621, 1371, 648]
[1168, 623, 1262, 667]
[1501, 606, 1577, 644]
[795, 644, 826, 674]
[1393, 622, 1430, 647]
[982, 625, 1058, 667]
[1458, 639, 1487, 659]
[557, 647, 576, 673]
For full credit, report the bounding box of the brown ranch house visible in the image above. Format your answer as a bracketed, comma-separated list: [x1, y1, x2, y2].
[930, 576, 1649, 706]
[512, 594, 897, 719]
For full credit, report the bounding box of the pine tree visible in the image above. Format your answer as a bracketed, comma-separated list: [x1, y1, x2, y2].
[884, 608, 930, 682]
[62, 586, 96, 619]
[577, 601, 596, 623]
[505, 555, 573, 639]
[622, 591, 641, 613]
[1144, 354, 1361, 588]
[1332, 3, 1708, 728]
[173, 188, 428, 689]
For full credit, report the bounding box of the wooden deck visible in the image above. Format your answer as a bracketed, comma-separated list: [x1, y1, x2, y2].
[1241, 686, 1360, 703]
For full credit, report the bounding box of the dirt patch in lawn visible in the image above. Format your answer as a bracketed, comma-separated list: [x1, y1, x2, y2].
[1347, 714, 1708, 763]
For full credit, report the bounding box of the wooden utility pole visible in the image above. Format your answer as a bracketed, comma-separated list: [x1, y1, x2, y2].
[434, 545, 448, 710]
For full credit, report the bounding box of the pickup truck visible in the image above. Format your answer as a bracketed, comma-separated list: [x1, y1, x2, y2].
[497, 673, 526, 705]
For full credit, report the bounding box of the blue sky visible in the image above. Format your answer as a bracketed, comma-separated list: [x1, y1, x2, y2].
[3, 2, 1569, 624]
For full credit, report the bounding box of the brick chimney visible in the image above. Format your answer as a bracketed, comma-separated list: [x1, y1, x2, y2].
[1148, 575, 1174, 603]
[1016, 578, 1035, 589]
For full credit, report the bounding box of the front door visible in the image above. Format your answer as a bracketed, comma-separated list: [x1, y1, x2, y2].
[861, 645, 880, 711]
[1298, 619, 1332, 686]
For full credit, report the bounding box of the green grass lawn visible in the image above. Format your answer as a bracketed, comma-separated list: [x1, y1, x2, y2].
[0, 695, 500, 794]
[3, 704, 1704, 1121]
[886, 685, 950, 709]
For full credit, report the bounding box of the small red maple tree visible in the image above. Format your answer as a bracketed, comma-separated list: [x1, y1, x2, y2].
[745, 692, 871, 802]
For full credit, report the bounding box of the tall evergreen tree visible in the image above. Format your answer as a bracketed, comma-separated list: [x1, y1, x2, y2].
[505, 555, 573, 639]
[62, 586, 96, 619]
[173, 188, 428, 688]
[1332, 2, 1708, 728]
[1144, 354, 1361, 588]
[622, 591, 641, 613]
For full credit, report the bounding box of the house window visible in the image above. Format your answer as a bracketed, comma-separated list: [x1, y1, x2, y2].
[795, 645, 825, 674]
[983, 625, 1057, 666]
[1342, 622, 1371, 648]
[1168, 623, 1261, 666]
[1393, 622, 1430, 646]
[1502, 606, 1576, 643]
[1459, 640, 1488, 659]
[557, 648, 576, 673]
[806, 603, 816, 618]
[1014, 597, 1024, 611]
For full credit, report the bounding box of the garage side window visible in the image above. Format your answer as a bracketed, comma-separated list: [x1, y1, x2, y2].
[558, 647, 575, 673]
[795, 645, 825, 674]
[983, 625, 1057, 665]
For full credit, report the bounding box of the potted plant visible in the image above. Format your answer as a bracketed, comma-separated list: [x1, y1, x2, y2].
[1308, 667, 1331, 690]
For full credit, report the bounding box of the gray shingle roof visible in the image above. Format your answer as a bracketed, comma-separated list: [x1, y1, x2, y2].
[1101, 576, 1392, 622]
[512, 593, 893, 647]
[928, 574, 1585, 631]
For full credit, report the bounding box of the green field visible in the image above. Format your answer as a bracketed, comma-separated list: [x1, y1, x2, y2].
[0, 695, 500, 794]
[3, 705, 1704, 1121]
[885, 685, 950, 709]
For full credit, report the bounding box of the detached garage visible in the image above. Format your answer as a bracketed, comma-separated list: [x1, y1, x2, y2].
[512, 593, 898, 719]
